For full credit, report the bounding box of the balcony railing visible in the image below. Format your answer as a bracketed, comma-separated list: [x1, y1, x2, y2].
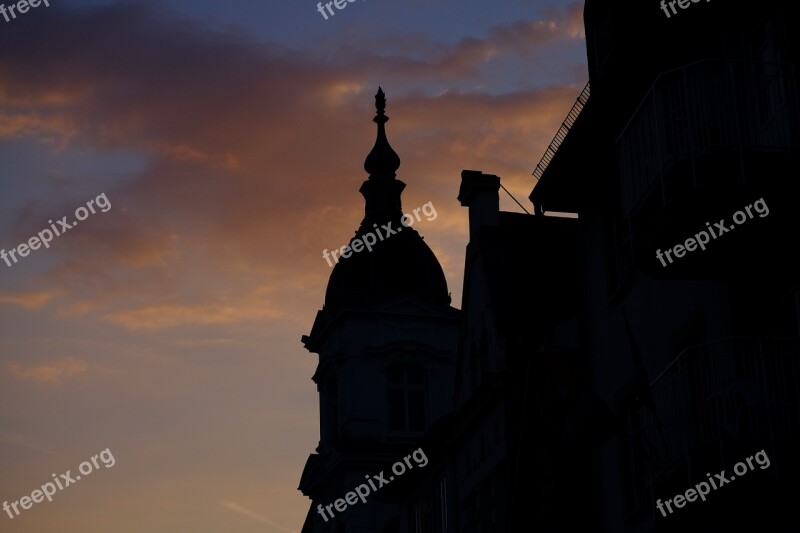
[637, 337, 800, 487]
[618, 59, 798, 219]
[532, 82, 590, 181]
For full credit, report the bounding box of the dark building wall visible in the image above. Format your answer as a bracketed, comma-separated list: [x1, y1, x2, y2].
[531, 1, 800, 532]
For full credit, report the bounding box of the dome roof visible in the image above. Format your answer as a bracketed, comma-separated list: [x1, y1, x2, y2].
[325, 223, 451, 308]
[323, 88, 451, 309]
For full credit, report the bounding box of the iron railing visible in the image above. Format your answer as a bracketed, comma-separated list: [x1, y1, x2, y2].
[532, 82, 591, 181]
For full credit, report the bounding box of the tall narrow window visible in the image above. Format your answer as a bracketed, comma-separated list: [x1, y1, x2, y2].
[387, 365, 426, 432]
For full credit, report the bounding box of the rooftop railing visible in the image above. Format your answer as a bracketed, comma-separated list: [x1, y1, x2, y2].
[532, 82, 590, 181]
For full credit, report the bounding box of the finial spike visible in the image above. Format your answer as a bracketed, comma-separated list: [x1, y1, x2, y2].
[364, 87, 400, 179]
[375, 87, 387, 116]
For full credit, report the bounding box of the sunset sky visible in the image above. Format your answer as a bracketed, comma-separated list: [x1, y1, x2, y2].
[0, 1, 586, 530]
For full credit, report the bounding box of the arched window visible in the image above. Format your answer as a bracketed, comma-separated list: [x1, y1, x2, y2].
[387, 365, 426, 432]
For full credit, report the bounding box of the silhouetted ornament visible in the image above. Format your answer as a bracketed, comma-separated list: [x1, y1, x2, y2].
[323, 88, 450, 309]
[364, 87, 401, 180]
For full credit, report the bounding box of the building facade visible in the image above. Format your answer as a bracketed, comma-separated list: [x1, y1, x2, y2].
[300, 0, 800, 530]
[530, 0, 800, 531]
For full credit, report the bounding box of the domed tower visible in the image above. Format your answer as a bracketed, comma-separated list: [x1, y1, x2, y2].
[324, 88, 452, 309]
[299, 88, 460, 532]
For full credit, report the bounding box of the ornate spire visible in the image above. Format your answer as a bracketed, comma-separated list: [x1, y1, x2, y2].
[363, 87, 401, 180]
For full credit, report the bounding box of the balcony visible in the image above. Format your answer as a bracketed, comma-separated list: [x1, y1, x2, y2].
[636, 337, 800, 489]
[615, 60, 799, 277]
[618, 60, 798, 219]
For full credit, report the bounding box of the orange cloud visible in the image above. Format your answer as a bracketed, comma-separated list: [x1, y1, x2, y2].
[103, 289, 283, 331]
[6, 356, 101, 384]
[0, 291, 57, 309]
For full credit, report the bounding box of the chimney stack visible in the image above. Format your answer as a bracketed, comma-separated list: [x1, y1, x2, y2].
[458, 170, 500, 237]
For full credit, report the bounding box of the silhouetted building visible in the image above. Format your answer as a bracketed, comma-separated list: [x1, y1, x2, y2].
[382, 170, 614, 532]
[529, 0, 800, 531]
[299, 89, 460, 533]
[300, 0, 800, 530]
